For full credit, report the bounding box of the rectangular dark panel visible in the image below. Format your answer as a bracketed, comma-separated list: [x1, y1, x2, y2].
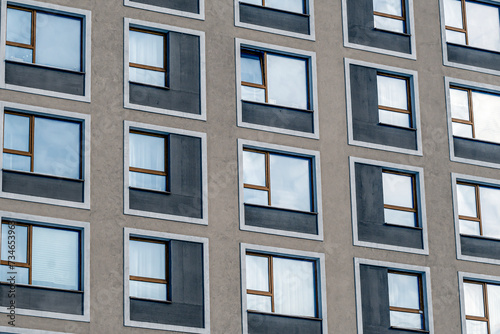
[2, 171, 84, 203]
[454, 137, 500, 165]
[170, 240, 204, 306]
[247, 312, 322, 334]
[244, 204, 318, 235]
[130, 299, 204, 328]
[358, 221, 423, 249]
[359, 265, 390, 333]
[0, 284, 83, 315]
[461, 235, 500, 260]
[447, 44, 500, 72]
[130, 0, 199, 14]
[239, 4, 310, 35]
[129, 189, 202, 218]
[242, 101, 314, 133]
[5, 61, 85, 96]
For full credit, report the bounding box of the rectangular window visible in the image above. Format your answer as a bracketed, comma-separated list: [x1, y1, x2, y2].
[388, 271, 425, 330]
[373, 0, 406, 33]
[129, 28, 166, 87]
[3, 111, 82, 180]
[6, 5, 82, 71]
[239, 0, 305, 14]
[0, 221, 80, 291]
[129, 131, 167, 192]
[382, 170, 417, 227]
[444, 0, 500, 52]
[463, 280, 500, 334]
[129, 237, 168, 301]
[243, 148, 312, 212]
[377, 73, 412, 128]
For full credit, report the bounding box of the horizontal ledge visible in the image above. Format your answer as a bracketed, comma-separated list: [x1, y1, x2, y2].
[242, 100, 314, 113]
[389, 326, 429, 333]
[373, 28, 411, 37]
[5, 60, 85, 75]
[384, 223, 423, 230]
[244, 203, 317, 215]
[0, 281, 83, 294]
[247, 310, 322, 321]
[446, 42, 500, 55]
[2, 169, 84, 182]
[460, 233, 500, 242]
[129, 81, 170, 90]
[129, 187, 171, 195]
[130, 297, 172, 304]
[239, 2, 310, 17]
[378, 122, 417, 131]
[453, 135, 500, 147]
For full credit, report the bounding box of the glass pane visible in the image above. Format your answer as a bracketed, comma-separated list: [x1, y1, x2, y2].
[32, 227, 79, 290]
[273, 257, 315, 317]
[129, 67, 165, 86]
[129, 172, 166, 192]
[6, 45, 33, 63]
[130, 133, 165, 171]
[390, 311, 423, 330]
[379, 109, 410, 127]
[374, 16, 405, 33]
[480, 186, 500, 239]
[240, 0, 262, 5]
[35, 12, 81, 71]
[459, 219, 480, 236]
[472, 91, 500, 144]
[382, 173, 414, 208]
[244, 188, 268, 206]
[466, 320, 488, 334]
[34, 118, 81, 179]
[7, 8, 31, 44]
[446, 30, 466, 45]
[464, 283, 485, 317]
[444, 0, 463, 28]
[270, 154, 311, 212]
[0, 265, 28, 285]
[243, 151, 266, 186]
[267, 54, 308, 110]
[377, 75, 408, 110]
[384, 208, 416, 227]
[129, 30, 164, 68]
[388, 273, 420, 309]
[488, 284, 500, 334]
[450, 88, 470, 120]
[373, 0, 402, 16]
[266, 0, 304, 14]
[246, 255, 269, 292]
[4, 114, 30, 151]
[129, 240, 166, 280]
[241, 53, 263, 85]
[3, 153, 31, 172]
[452, 122, 473, 138]
[457, 184, 477, 218]
[1, 224, 28, 263]
[130, 280, 167, 300]
[466, 1, 500, 52]
[247, 294, 272, 312]
[241, 86, 265, 103]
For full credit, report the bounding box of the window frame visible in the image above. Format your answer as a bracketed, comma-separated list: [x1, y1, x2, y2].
[0, 102, 91, 209]
[240, 243, 327, 334]
[373, 0, 407, 34]
[124, 0, 205, 20]
[124, 228, 210, 333]
[235, 38, 319, 139]
[0, 0, 91, 102]
[124, 18, 206, 121]
[238, 139, 323, 240]
[377, 72, 413, 128]
[382, 170, 418, 227]
[0, 211, 89, 322]
[0, 327, 76, 334]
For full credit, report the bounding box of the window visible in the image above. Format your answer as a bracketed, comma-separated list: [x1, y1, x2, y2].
[129, 29, 166, 87]
[462, 280, 500, 333]
[383, 171, 417, 227]
[124, 228, 209, 333]
[124, 0, 204, 19]
[1, 1, 91, 100]
[240, 0, 305, 13]
[388, 271, 425, 330]
[377, 74, 412, 128]
[373, 0, 406, 33]
[241, 244, 327, 334]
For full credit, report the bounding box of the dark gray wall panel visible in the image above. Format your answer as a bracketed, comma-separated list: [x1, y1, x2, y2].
[358, 221, 423, 249]
[239, 4, 310, 35]
[350, 65, 417, 151]
[360, 265, 390, 333]
[5, 61, 85, 96]
[170, 240, 204, 305]
[447, 44, 500, 72]
[244, 204, 318, 235]
[2, 171, 84, 202]
[346, 0, 411, 54]
[130, 299, 204, 328]
[454, 137, 500, 165]
[130, 0, 199, 14]
[0, 284, 83, 315]
[461, 236, 500, 260]
[242, 101, 314, 133]
[129, 32, 201, 115]
[129, 189, 202, 218]
[247, 312, 322, 334]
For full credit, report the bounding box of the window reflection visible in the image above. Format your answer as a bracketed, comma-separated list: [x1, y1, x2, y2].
[382, 171, 417, 227]
[373, 0, 406, 33]
[463, 281, 500, 334]
[377, 74, 411, 128]
[129, 29, 166, 86]
[388, 271, 424, 330]
[240, 0, 305, 14]
[129, 132, 167, 192]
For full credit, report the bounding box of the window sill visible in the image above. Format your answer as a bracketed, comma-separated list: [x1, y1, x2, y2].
[389, 326, 429, 333]
[373, 28, 410, 37]
[453, 135, 500, 146]
[460, 233, 500, 242]
[5, 59, 84, 75]
[129, 81, 170, 90]
[247, 310, 322, 321]
[241, 99, 313, 113]
[0, 281, 83, 293]
[384, 222, 422, 230]
[130, 296, 172, 304]
[446, 42, 500, 54]
[238, 2, 310, 17]
[129, 186, 171, 195]
[2, 168, 84, 182]
[244, 202, 317, 215]
[378, 122, 416, 131]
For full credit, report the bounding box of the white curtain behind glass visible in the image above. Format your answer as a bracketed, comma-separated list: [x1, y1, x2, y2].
[129, 133, 165, 171]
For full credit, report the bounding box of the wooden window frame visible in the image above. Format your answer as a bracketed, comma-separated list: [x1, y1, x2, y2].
[445, 0, 470, 45]
[450, 86, 483, 139]
[382, 170, 418, 226]
[2, 110, 83, 180]
[128, 28, 168, 88]
[373, 0, 407, 33]
[240, 0, 307, 15]
[6, 5, 84, 72]
[245, 252, 319, 318]
[129, 237, 169, 301]
[463, 280, 494, 334]
[388, 270, 425, 330]
[0, 220, 82, 292]
[377, 73, 413, 127]
[240, 48, 311, 111]
[242, 147, 314, 211]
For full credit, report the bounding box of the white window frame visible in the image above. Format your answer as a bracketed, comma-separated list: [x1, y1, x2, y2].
[124, 0, 205, 20]
[0, 327, 74, 334]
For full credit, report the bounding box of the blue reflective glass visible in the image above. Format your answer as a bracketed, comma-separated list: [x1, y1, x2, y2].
[4, 114, 30, 152]
[241, 53, 263, 85]
[3, 153, 30, 172]
[7, 8, 31, 44]
[6, 45, 32, 63]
